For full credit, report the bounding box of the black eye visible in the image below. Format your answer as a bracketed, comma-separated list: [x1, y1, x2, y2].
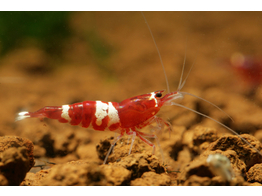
[155, 92, 162, 97]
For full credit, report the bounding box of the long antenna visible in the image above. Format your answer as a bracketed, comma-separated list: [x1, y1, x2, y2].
[141, 12, 170, 93]
[170, 101, 262, 156]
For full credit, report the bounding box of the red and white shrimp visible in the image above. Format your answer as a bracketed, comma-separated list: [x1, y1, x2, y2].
[16, 89, 181, 164]
[16, 70, 261, 164]
[16, 13, 262, 164]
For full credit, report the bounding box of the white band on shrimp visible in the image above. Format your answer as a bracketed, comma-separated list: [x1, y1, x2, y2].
[95, 101, 109, 126]
[108, 102, 120, 126]
[61, 105, 71, 121]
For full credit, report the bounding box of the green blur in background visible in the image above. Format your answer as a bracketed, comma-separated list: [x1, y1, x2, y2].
[0, 11, 71, 56]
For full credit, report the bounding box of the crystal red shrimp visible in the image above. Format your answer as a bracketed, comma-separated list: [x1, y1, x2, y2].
[15, 79, 262, 164]
[16, 13, 262, 165]
[16, 89, 181, 164]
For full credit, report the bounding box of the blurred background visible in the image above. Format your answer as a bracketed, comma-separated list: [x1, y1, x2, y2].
[1, 12, 262, 163]
[1, 12, 262, 93]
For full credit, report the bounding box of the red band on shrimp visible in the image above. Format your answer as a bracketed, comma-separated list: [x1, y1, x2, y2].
[81, 101, 96, 128]
[69, 103, 83, 125]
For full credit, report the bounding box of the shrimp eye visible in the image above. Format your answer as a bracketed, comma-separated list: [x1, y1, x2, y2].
[155, 92, 162, 98]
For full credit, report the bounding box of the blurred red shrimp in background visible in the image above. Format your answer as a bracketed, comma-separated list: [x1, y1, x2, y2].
[228, 52, 262, 90]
